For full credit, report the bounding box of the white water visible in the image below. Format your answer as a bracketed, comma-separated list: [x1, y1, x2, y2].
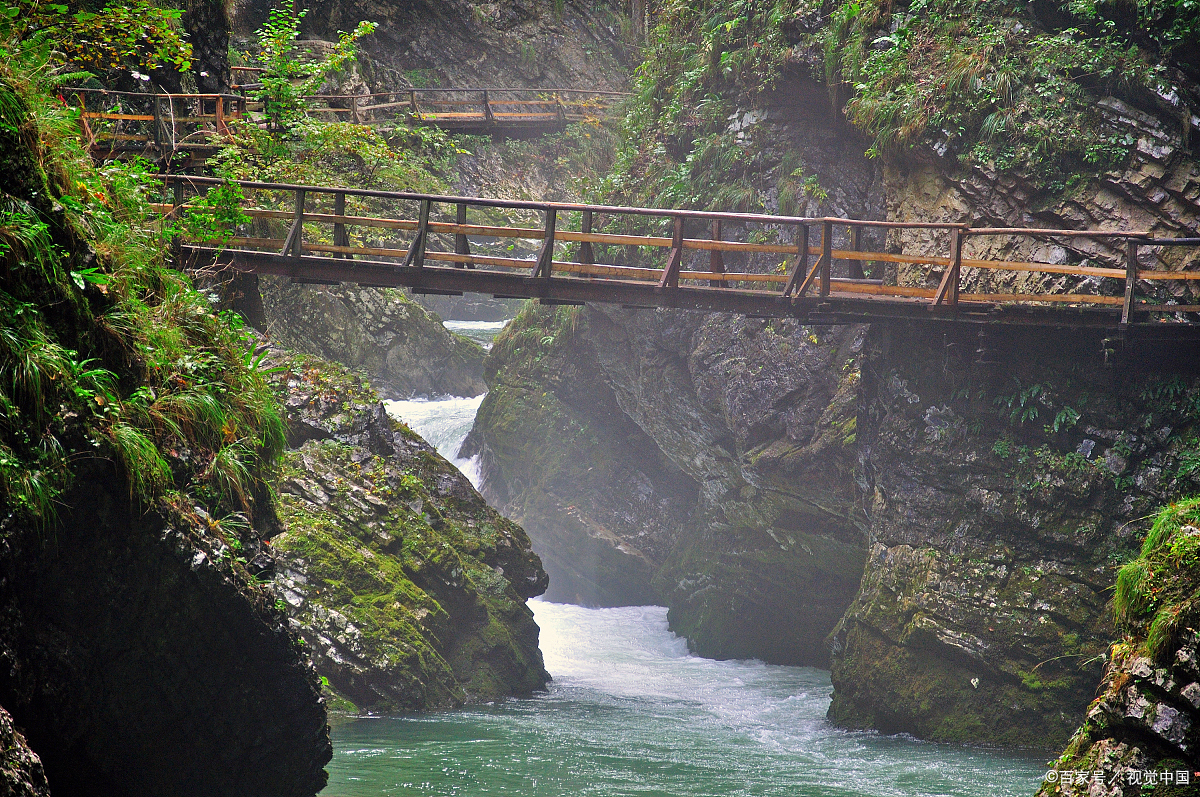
[384, 394, 485, 487]
[444, 319, 510, 351]
[333, 318, 1047, 796]
[324, 602, 1046, 796]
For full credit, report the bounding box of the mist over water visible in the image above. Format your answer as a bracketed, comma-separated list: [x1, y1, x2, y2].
[444, 319, 509, 351]
[384, 394, 485, 487]
[339, 317, 1047, 796]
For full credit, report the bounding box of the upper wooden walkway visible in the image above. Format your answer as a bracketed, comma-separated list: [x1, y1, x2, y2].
[68, 85, 624, 162]
[160, 176, 1200, 337]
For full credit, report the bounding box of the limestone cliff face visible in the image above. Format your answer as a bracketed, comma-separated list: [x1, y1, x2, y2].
[461, 303, 698, 608]
[231, 0, 632, 92]
[1039, 500, 1200, 794]
[263, 278, 486, 398]
[882, 95, 1200, 298]
[465, 303, 868, 666]
[0, 707, 49, 797]
[266, 351, 548, 713]
[0, 466, 331, 797]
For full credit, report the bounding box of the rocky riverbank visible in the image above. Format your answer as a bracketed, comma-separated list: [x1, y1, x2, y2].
[265, 349, 549, 713]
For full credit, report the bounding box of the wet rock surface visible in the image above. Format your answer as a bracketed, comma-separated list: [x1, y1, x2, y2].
[0, 465, 331, 797]
[262, 279, 486, 399]
[829, 324, 1200, 749]
[0, 706, 49, 797]
[465, 304, 868, 666]
[1040, 502, 1200, 795]
[266, 350, 548, 712]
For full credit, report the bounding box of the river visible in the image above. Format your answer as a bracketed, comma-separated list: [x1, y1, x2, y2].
[330, 317, 1048, 797]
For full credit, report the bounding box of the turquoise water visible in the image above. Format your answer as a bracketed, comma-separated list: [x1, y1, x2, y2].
[323, 602, 1048, 797]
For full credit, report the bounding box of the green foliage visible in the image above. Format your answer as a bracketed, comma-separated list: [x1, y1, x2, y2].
[252, 0, 376, 131]
[169, 180, 251, 249]
[0, 46, 286, 528]
[602, 0, 805, 212]
[1112, 499, 1200, 661]
[1, 0, 191, 76]
[821, 0, 1179, 192]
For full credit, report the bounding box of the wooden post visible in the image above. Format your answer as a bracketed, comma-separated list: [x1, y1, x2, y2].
[402, 199, 431, 268]
[820, 219, 833, 297]
[350, 95, 360, 124]
[533, 208, 557, 280]
[454, 202, 471, 269]
[555, 92, 567, 122]
[933, 227, 963, 306]
[152, 93, 163, 156]
[483, 90, 495, 124]
[709, 219, 725, 287]
[783, 224, 812, 297]
[659, 215, 684, 290]
[1121, 238, 1138, 326]
[333, 192, 349, 259]
[215, 95, 227, 137]
[849, 225, 865, 279]
[170, 179, 184, 262]
[579, 210, 595, 270]
[410, 90, 420, 120]
[280, 188, 306, 260]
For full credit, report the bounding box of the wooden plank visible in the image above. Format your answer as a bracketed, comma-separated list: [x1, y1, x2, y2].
[1122, 240, 1138, 325]
[820, 220, 833, 297]
[82, 112, 155, 121]
[659, 216, 684, 289]
[1138, 304, 1200, 312]
[710, 219, 725, 288]
[1137, 271, 1200, 280]
[782, 225, 808, 297]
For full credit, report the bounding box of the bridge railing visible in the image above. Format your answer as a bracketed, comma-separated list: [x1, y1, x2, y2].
[155, 175, 1200, 323]
[67, 88, 245, 158]
[301, 88, 626, 127]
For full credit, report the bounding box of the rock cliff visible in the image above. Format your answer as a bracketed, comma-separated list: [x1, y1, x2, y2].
[0, 57, 331, 796]
[1040, 499, 1200, 794]
[464, 302, 868, 666]
[266, 350, 549, 713]
[263, 279, 487, 398]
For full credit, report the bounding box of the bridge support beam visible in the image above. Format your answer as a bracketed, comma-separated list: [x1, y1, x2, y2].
[533, 208, 556, 281]
[820, 220, 833, 297]
[709, 219, 725, 288]
[658, 216, 684, 290]
[454, 203, 472, 268]
[783, 225, 810, 298]
[579, 210, 595, 272]
[402, 199, 430, 269]
[933, 227, 962, 307]
[1121, 239, 1139, 326]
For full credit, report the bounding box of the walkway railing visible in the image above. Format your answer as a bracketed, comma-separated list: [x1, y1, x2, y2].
[67, 84, 625, 161]
[157, 175, 1200, 329]
[69, 88, 245, 159]
[302, 88, 626, 130]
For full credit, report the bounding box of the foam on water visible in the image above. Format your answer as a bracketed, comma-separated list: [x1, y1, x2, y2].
[323, 601, 1046, 797]
[330, 316, 1046, 796]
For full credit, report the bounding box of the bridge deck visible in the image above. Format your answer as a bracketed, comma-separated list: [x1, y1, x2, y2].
[162, 176, 1200, 338]
[69, 87, 625, 162]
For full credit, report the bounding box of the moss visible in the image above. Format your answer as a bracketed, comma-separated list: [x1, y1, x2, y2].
[267, 352, 548, 712]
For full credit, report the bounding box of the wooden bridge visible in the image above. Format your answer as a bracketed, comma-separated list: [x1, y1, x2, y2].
[68, 85, 624, 163]
[161, 176, 1200, 338]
